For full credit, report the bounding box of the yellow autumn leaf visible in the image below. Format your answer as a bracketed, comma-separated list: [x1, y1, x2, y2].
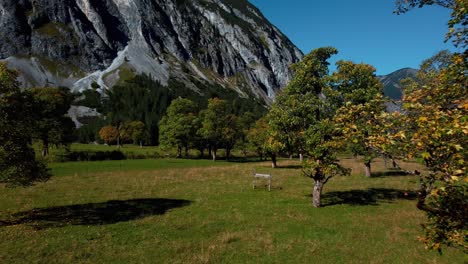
[399, 132, 406, 139]
[421, 152, 431, 159]
[454, 144, 463, 151]
[419, 116, 428, 122]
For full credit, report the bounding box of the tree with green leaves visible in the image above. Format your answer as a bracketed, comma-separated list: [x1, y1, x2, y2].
[223, 114, 242, 160]
[236, 112, 257, 156]
[104, 75, 173, 145]
[399, 53, 466, 252]
[247, 118, 270, 161]
[269, 47, 350, 207]
[332, 60, 385, 177]
[198, 98, 233, 161]
[0, 63, 49, 186]
[28, 87, 75, 156]
[159, 98, 198, 157]
[393, 1, 467, 251]
[128, 121, 146, 147]
[119, 121, 147, 146]
[247, 117, 285, 168]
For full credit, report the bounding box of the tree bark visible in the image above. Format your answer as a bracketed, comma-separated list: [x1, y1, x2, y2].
[226, 148, 231, 161]
[271, 153, 277, 168]
[199, 149, 204, 158]
[365, 161, 371, 177]
[212, 148, 217, 161]
[42, 139, 49, 157]
[312, 180, 323, 208]
[177, 147, 182, 158]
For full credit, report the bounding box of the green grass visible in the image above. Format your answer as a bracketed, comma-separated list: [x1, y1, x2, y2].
[49, 158, 232, 177]
[0, 158, 464, 263]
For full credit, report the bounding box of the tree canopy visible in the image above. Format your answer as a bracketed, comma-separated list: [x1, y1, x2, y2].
[159, 98, 198, 157]
[0, 63, 49, 186]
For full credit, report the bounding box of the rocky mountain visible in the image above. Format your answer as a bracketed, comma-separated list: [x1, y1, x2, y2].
[0, 0, 303, 103]
[378, 68, 418, 100]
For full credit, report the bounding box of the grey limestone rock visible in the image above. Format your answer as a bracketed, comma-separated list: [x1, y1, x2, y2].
[0, 0, 303, 103]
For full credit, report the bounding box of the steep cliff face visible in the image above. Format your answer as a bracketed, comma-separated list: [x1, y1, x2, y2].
[0, 0, 303, 102]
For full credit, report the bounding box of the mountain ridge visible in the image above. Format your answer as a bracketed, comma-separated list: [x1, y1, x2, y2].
[378, 67, 418, 100]
[0, 0, 303, 102]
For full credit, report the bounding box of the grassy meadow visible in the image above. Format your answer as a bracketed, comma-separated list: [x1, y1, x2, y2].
[0, 157, 465, 263]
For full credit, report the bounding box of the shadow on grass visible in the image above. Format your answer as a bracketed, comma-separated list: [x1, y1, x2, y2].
[277, 164, 302, 169]
[371, 170, 412, 178]
[319, 188, 417, 207]
[0, 198, 191, 229]
[226, 157, 266, 163]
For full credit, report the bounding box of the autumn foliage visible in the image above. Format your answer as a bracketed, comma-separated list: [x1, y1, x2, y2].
[99, 126, 119, 145]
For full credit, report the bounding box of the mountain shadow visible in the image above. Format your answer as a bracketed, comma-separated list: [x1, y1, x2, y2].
[0, 198, 191, 229]
[319, 188, 417, 207]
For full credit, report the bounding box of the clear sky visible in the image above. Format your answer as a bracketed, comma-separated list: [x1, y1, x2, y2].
[248, 0, 458, 75]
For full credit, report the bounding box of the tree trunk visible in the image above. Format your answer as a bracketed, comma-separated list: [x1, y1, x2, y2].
[199, 149, 204, 158]
[208, 146, 212, 158]
[140, 141, 143, 148]
[177, 147, 182, 158]
[271, 153, 277, 168]
[117, 136, 121, 148]
[312, 180, 323, 208]
[392, 159, 398, 169]
[299, 153, 304, 162]
[184, 146, 189, 157]
[42, 139, 49, 157]
[226, 148, 231, 161]
[212, 149, 217, 161]
[364, 161, 371, 177]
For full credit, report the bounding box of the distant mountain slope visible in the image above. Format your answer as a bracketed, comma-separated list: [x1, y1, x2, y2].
[379, 68, 418, 100]
[0, 0, 303, 103]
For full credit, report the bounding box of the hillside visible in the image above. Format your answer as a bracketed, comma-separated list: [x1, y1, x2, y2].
[0, 0, 303, 102]
[378, 68, 418, 100]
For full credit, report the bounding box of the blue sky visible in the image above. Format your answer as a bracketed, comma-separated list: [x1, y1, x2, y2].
[249, 0, 458, 75]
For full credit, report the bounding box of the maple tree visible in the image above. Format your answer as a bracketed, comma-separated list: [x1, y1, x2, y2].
[332, 61, 385, 177]
[28, 87, 75, 156]
[247, 117, 285, 168]
[159, 98, 198, 157]
[269, 47, 350, 207]
[400, 53, 467, 251]
[99, 126, 119, 145]
[0, 63, 49, 186]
